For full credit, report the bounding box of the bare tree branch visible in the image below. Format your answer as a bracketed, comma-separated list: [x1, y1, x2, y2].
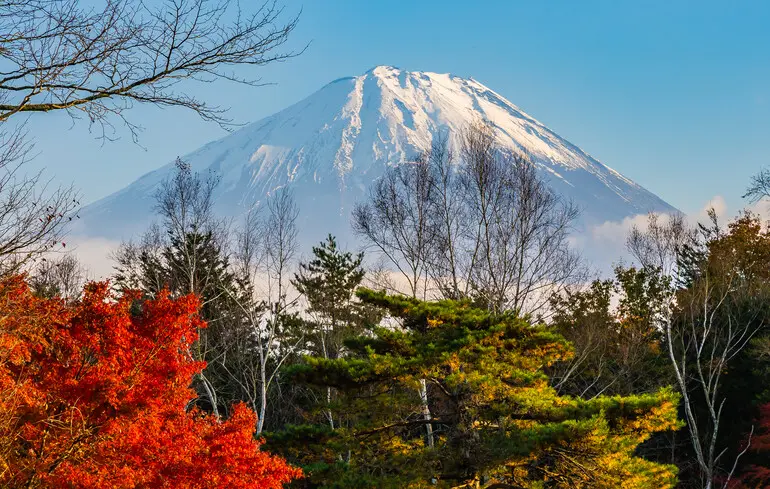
[0, 0, 302, 139]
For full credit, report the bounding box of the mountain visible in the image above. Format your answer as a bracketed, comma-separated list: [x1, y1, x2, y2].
[77, 65, 676, 248]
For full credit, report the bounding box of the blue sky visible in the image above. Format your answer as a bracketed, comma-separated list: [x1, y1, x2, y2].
[24, 0, 770, 216]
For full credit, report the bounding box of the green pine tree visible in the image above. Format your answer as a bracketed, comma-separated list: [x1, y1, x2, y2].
[288, 235, 382, 431]
[292, 235, 381, 360]
[281, 290, 681, 489]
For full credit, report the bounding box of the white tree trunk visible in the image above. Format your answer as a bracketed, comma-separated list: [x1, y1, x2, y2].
[199, 373, 219, 418]
[326, 386, 335, 430]
[256, 364, 267, 435]
[419, 378, 434, 448]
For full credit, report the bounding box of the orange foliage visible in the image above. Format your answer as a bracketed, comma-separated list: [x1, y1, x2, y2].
[0, 276, 300, 488]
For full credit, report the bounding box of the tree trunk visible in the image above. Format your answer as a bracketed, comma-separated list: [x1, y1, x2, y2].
[326, 386, 335, 430]
[257, 365, 267, 435]
[199, 373, 219, 418]
[419, 378, 434, 448]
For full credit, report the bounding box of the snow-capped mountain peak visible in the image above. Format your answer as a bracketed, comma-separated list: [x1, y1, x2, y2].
[77, 66, 675, 245]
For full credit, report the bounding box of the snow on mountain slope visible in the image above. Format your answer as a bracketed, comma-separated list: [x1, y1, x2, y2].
[76, 65, 676, 248]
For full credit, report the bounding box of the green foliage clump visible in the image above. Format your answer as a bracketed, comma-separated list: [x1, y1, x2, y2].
[281, 290, 681, 489]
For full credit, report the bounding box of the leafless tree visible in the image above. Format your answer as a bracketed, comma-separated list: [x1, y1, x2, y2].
[664, 266, 761, 489]
[0, 0, 301, 137]
[0, 0, 299, 269]
[459, 124, 583, 315]
[221, 187, 300, 434]
[627, 212, 693, 277]
[423, 133, 469, 300]
[263, 187, 299, 309]
[28, 252, 85, 300]
[0, 126, 79, 272]
[352, 156, 435, 299]
[743, 168, 770, 204]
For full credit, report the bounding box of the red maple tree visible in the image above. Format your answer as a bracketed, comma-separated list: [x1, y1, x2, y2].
[0, 275, 301, 488]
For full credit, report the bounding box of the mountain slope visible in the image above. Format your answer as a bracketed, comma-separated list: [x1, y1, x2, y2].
[77, 65, 676, 246]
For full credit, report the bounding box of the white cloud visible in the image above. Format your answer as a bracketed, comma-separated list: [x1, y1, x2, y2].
[699, 195, 728, 221]
[582, 195, 739, 276]
[591, 213, 655, 246]
[66, 235, 121, 280]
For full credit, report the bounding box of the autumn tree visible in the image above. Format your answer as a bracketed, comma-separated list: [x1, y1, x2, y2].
[549, 265, 672, 399]
[283, 290, 681, 489]
[630, 211, 770, 488]
[113, 159, 248, 417]
[0, 275, 300, 488]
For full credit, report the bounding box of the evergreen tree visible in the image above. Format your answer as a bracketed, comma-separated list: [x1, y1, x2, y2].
[289, 235, 382, 431]
[114, 228, 253, 416]
[282, 290, 681, 488]
[292, 235, 380, 360]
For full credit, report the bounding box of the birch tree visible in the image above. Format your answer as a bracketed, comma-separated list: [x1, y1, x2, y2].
[630, 212, 769, 489]
[224, 187, 300, 434]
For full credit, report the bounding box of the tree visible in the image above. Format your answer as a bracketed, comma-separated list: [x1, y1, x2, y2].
[115, 166, 305, 435]
[627, 212, 693, 278]
[549, 265, 672, 399]
[353, 125, 584, 452]
[113, 159, 244, 417]
[743, 168, 770, 204]
[354, 123, 583, 315]
[0, 275, 301, 488]
[287, 290, 681, 488]
[0, 126, 79, 271]
[293, 235, 376, 361]
[220, 187, 302, 435]
[0, 0, 300, 269]
[733, 402, 770, 488]
[352, 146, 440, 446]
[0, 0, 300, 133]
[657, 213, 770, 489]
[292, 234, 381, 430]
[456, 123, 583, 315]
[420, 133, 468, 301]
[352, 154, 435, 299]
[28, 252, 86, 301]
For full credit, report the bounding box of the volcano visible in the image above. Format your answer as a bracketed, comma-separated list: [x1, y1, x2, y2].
[77, 65, 675, 247]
